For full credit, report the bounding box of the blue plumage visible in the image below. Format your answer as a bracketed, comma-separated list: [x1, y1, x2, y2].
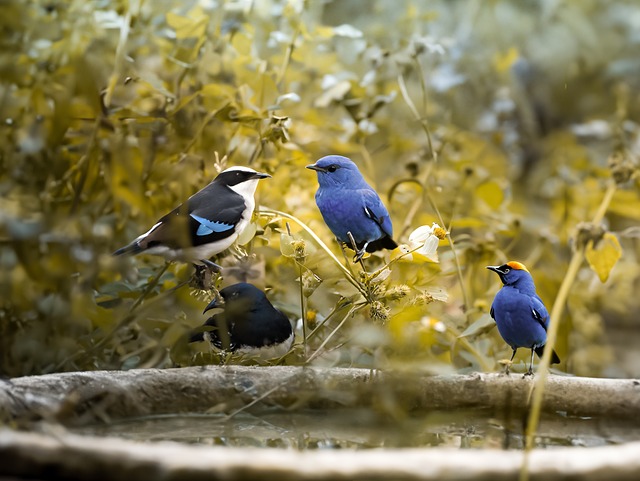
[190, 214, 234, 236]
[306, 155, 397, 262]
[487, 261, 561, 375]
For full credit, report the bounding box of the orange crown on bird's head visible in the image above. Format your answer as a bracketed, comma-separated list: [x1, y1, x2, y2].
[506, 261, 529, 273]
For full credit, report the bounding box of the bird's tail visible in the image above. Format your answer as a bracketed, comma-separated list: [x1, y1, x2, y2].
[188, 330, 205, 343]
[534, 346, 561, 365]
[112, 242, 143, 256]
[367, 236, 398, 253]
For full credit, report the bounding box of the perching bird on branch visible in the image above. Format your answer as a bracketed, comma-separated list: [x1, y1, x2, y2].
[306, 155, 397, 262]
[113, 166, 270, 271]
[189, 283, 294, 361]
[487, 261, 561, 375]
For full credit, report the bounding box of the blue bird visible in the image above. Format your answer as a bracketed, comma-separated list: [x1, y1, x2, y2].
[189, 283, 294, 361]
[306, 155, 397, 262]
[113, 166, 270, 271]
[487, 261, 561, 375]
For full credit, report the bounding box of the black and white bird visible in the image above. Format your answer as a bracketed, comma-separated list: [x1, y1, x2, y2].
[189, 283, 294, 361]
[113, 166, 270, 270]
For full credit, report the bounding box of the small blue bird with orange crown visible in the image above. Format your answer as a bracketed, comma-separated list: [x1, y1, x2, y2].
[487, 261, 561, 375]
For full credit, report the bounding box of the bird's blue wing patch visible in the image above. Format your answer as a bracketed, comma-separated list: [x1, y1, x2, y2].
[190, 213, 234, 236]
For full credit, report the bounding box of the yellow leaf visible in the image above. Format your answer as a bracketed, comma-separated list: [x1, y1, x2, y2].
[200, 83, 236, 101]
[314, 26, 335, 39]
[388, 306, 425, 340]
[166, 7, 208, 40]
[493, 47, 519, 73]
[279, 233, 296, 258]
[585, 232, 622, 283]
[236, 222, 257, 246]
[475, 181, 504, 210]
[609, 190, 640, 220]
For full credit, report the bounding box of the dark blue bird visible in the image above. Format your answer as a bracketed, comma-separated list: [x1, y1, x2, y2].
[487, 261, 561, 375]
[113, 166, 270, 271]
[189, 283, 294, 361]
[306, 155, 397, 262]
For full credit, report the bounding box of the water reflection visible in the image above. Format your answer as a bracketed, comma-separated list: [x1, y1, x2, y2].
[72, 408, 637, 449]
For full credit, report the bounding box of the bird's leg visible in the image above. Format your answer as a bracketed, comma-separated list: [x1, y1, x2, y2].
[200, 259, 222, 273]
[524, 348, 535, 377]
[347, 231, 367, 271]
[191, 261, 221, 291]
[505, 348, 517, 375]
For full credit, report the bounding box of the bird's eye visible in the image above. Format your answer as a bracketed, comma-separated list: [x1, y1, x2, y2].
[503, 267, 511, 273]
[327, 165, 338, 172]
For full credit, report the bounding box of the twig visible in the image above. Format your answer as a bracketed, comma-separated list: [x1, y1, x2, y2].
[306, 303, 366, 364]
[520, 179, 617, 481]
[54, 262, 181, 371]
[424, 189, 469, 310]
[276, 30, 298, 89]
[258, 208, 368, 299]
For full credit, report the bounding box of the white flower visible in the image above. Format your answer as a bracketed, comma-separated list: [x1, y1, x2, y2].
[407, 223, 445, 262]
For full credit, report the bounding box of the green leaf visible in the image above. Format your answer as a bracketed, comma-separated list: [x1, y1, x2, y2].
[458, 314, 495, 338]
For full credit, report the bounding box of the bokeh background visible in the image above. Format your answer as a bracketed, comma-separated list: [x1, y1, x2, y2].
[1, 0, 639, 378]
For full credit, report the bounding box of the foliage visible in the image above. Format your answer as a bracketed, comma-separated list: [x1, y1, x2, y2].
[1, 0, 639, 378]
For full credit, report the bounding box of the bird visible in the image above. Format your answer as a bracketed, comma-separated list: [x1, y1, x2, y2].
[306, 155, 397, 262]
[487, 261, 561, 375]
[189, 283, 294, 361]
[113, 166, 271, 271]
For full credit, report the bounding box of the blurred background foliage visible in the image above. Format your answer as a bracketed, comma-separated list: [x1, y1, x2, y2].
[1, 0, 639, 378]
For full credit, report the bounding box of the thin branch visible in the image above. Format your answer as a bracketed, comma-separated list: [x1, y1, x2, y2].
[521, 179, 618, 481]
[258, 208, 368, 299]
[306, 303, 367, 364]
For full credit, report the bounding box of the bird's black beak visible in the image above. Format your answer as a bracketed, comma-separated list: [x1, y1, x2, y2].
[486, 265, 503, 274]
[252, 172, 271, 180]
[203, 297, 223, 314]
[306, 163, 327, 173]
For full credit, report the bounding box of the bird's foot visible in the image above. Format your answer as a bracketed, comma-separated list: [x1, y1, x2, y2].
[347, 232, 368, 265]
[201, 259, 222, 273]
[523, 368, 534, 378]
[191, 262, 221, 291]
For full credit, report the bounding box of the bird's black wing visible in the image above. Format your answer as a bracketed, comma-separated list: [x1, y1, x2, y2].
[361, 189, 394, 238]
[186, 182, 247, 247]
[530, 296, 560, 364]
[231, 305, 292, 349]
[140, 183, 246, 250]
[530, 295, 550, 331]
[361, 189, 397, 251]
[189, 314, 236, 351]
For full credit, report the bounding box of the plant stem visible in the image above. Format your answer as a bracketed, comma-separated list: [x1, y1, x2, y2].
[399, 66, 470, 313]
[297, 261, 307, 359]
[425, 190, 469, 311]
[258, 208, 368, 299]
[306, 302, 366, 364]
[520, 179, 617, 481]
